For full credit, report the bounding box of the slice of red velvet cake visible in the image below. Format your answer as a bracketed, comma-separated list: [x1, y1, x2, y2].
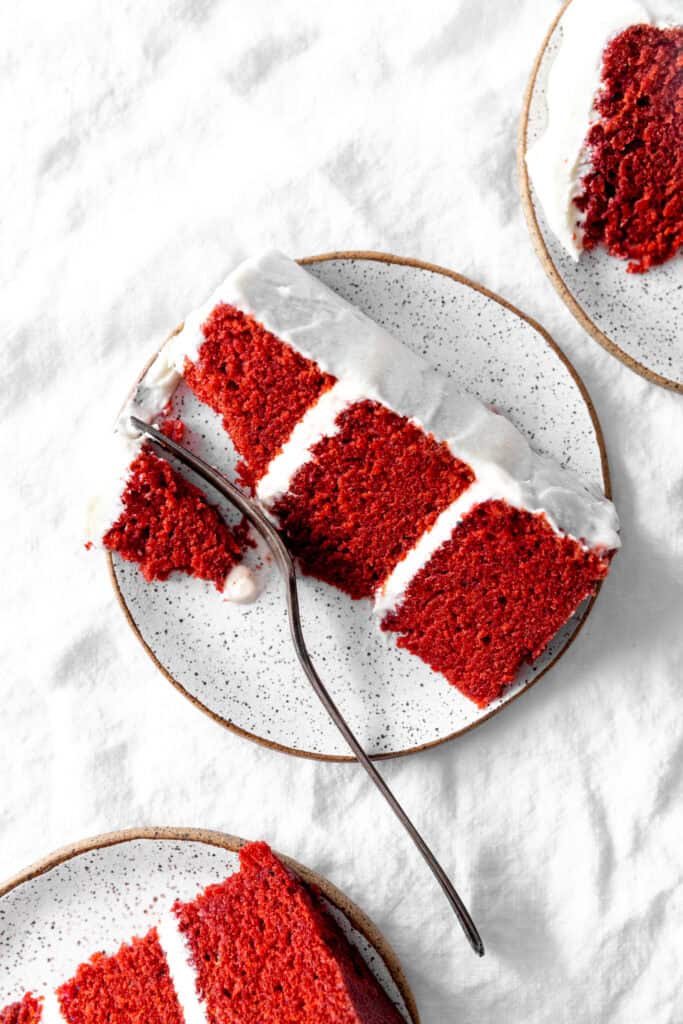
[91, 250, 619, 707]
[0, 844, 405, 1024]
[173, 842, 404, 1024]
[526, 0, 681, 272]
[574, 22, 683, 272]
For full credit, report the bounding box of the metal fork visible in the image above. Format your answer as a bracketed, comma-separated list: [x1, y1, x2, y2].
[130, 415, 484, 956]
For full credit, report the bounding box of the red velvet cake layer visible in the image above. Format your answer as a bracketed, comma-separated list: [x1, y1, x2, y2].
[575, 24, 683, 273]
[272, 399, 474, 599]
[103, 428, 243, 591]
[174, 841, 403, 1024]
[0, 995, 42, 1024]
[184, 304, 335, 489]
[382, 500, 610, 707]
[57, 930, 184, 1024]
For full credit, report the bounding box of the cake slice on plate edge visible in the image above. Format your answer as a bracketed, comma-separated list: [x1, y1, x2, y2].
[526, 0, 682, 272]
[0, 842, 406, 1024]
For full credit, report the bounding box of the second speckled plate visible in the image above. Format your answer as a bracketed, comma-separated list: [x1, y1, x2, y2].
[110, 252, 611, 760]
[519, 0, 682, 392]
[0, 828, 417, 1022]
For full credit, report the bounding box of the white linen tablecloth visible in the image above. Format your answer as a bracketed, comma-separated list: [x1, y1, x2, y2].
[2, 1, 681, 1020]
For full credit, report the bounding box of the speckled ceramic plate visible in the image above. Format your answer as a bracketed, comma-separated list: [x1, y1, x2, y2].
[0, 827, 417, 1023]
[110, 251, 611, 760]
[519, 0, 682, 393]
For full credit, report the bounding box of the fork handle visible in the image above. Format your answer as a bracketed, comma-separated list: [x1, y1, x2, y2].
[285, 576, 485, 957]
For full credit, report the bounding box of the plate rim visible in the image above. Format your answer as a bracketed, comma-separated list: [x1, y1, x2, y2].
[517, 0, 683, 394]
[109, 249, 612, 762]
[0, 825, 420, 1024]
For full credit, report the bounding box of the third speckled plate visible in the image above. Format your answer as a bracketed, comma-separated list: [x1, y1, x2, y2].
[110, 253, 610, 759]
[0, 828, 416, 1022]
[520, 0, 682, 392]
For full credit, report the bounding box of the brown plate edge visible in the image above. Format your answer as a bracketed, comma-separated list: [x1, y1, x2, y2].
[516, 0, 683, 394]
[0, 826, 419, 1024]
[108, 249, 613, 762]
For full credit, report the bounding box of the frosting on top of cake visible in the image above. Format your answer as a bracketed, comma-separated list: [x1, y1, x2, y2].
[526, 0, 680, 259]
[157, 250, 619, 553]
[92, 250, 619, 603]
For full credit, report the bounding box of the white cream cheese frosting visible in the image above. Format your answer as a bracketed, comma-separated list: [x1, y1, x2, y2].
[222, 562, 262, 603]
[526, 0, 679, 260]
[156, 915, 208, 1024]
[94, 249, 619, 609]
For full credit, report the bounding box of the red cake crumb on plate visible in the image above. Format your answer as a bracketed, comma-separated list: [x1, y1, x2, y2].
[174, 841, 404, 1024]
[575, 24, 683, 273]
[0, 995, 42, 1024]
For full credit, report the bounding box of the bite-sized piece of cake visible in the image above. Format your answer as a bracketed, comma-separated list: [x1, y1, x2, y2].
[93, 250, 619, 706]
[1, 844, 403, 1024]
[102, 423, 243, 591]
[0, 995, 42, 1024]
[90, 420, 247, 595]
[174, 841, 404, 1024]
[526, 0, 682, 271]
[57, 930, 184, 1024]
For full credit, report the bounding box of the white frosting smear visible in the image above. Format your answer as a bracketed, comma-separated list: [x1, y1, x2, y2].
[156, 916, 208, 1024]
[40, 990, 66, 1024]
[526, 0, 679, 259]
[223, 563, 261, 604]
